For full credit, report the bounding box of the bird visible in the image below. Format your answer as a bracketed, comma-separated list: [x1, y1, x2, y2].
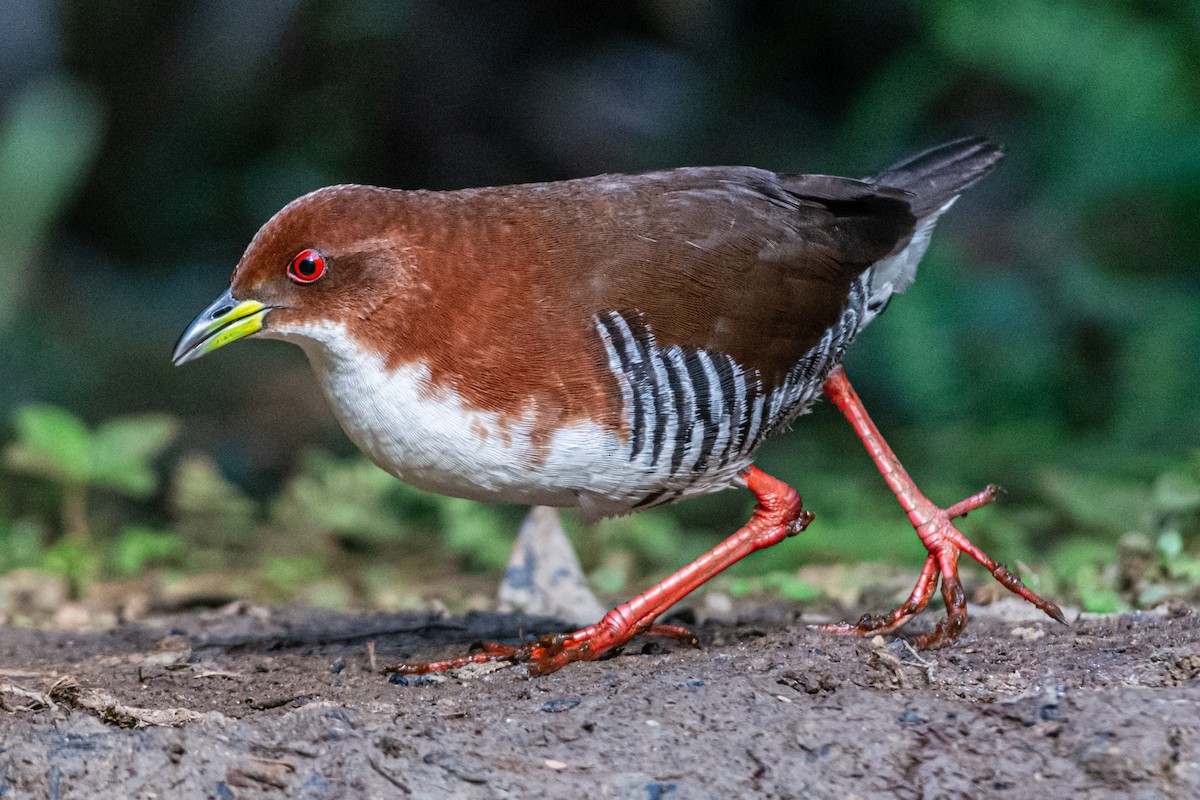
[173, 137, 1064, 676]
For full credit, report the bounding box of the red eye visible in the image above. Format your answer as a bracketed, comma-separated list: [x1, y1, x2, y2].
[287, 249, 326, 284]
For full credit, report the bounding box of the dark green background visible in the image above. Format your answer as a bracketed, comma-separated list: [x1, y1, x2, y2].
[1, 1, 1197, 596]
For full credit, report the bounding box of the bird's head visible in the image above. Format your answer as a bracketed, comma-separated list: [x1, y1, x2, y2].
[172, 184, 413, 365]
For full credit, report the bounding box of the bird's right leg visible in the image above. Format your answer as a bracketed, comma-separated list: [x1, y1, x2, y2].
[381, 466, 813, 677]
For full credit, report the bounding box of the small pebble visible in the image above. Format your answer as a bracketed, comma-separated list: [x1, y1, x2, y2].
[1011, 626, 1046, 641]
[541, 698, 582, 713]
[389, 674, 437, 687]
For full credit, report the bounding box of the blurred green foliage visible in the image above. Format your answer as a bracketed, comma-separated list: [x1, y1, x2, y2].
[0, 1, 1198, 615]
[0, 77, 102, 326]
[111, 527, 186, 578]
[4, 405, 177, 542]
[5, 406, 177, 498]
[0, 401, 1195, 613]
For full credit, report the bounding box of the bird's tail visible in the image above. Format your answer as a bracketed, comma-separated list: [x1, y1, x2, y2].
[870, 136, 1003, 219]
[857, 137, 1003, 314]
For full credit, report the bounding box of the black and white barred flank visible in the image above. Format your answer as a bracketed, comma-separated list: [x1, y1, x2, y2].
[593, 275, 871, 510]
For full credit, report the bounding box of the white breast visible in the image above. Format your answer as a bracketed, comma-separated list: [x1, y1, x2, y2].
[264, 320, 737, 519]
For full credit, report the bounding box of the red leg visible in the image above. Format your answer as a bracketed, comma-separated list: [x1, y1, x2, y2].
[819, 365, 1064, 648]
[382, 467, 814, 677]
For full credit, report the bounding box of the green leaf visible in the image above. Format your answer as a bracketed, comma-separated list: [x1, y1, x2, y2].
[764, 572, 822, 602]
[270, 451, 413, 544]
[1158, 530, 1184, 561]
[1080, 588, 1125, 615]
[1153, 469, 1200, 514]
[1049, 537, 1117, 578]
[40, 537, 100, 588]
[111, 526, 184, 576]
[726, 577, 755, 597]
[4, 404, 93, 483]
[170, 454, 258, 548]
[263, 555, 326, 593]
[0, 518, 47, 571]
[1167, 558, 1200, 583]
[589, 564, 627, 595]
[90, 414, 179, 497]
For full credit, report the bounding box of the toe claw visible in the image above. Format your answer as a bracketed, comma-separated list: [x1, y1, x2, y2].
[786, 510, 816, 537]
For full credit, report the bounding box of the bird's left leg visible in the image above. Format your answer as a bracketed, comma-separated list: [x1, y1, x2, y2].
[381, 466, 813, 677]
[817, 365, 1064, 648]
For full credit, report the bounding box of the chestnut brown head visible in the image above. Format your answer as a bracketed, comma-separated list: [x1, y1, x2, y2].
[172, 185, 414, 364]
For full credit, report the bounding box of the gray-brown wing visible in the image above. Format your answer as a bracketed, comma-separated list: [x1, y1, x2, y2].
[552, 166, 919, 388]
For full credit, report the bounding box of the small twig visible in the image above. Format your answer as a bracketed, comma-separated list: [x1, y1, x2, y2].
[0, 668, 51, 679]
[868, 639, 937, 689]
[0, 683, 56, 713]
[367, 640, 378, 672]
[48, 674, 205, 727]
[193, 670, 243, 679]
[245, 694, 307, 711]
[368, 757, 413, 794]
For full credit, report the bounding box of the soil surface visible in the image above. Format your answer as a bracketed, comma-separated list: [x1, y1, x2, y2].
[2, 600, 1199, 799]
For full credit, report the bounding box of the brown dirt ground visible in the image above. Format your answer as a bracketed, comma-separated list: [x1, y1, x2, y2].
[2, 599, 1199, 799]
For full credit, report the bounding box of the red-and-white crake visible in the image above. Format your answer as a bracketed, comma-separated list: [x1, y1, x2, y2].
[174, 137, 1064, 676]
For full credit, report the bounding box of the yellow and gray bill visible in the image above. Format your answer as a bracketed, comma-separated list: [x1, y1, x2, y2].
[172, 287, 266, 365]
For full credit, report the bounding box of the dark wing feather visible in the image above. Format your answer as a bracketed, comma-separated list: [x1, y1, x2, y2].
[538, 167, 918, 390]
